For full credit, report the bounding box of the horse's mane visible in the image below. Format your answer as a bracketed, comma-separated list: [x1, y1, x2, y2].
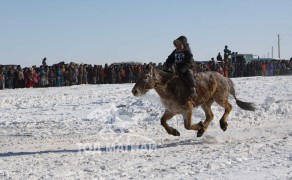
[159, 69, 182, 78]
[160, 69, 175, 74]
[158, 69, 219, 91]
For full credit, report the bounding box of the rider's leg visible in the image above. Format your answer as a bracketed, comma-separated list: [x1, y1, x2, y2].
[185, 69, 196, 98]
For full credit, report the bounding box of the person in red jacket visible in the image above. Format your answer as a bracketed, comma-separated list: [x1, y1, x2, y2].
[261, 62, 267, 76]
[224, 63, 229, 77]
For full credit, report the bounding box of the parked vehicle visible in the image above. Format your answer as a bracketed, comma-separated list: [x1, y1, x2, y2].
[231, 54, 254, 64]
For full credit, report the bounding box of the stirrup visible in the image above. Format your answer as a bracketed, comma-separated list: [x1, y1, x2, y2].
[189, 88, 197, 99]
[190, 92, 196, 99]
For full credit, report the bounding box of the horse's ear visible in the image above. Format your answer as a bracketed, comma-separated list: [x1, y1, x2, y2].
[145, 64, 150, 71]
[145, 64, 154, 72]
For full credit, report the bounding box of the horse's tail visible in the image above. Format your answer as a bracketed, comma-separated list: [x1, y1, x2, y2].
[227, 78, 256, 111]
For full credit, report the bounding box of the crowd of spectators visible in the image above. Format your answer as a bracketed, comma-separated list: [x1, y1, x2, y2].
[196, 58, 292, 78]
[1, 55, 291, 90]
[195, 46, 292, 78]
[0, 58, 157, 90]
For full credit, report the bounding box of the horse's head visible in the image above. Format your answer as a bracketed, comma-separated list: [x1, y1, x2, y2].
[132, 64, 158, 96]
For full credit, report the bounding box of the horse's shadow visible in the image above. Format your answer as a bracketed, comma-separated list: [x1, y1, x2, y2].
[155, 139, 203, 149]
[0, 139, 204, 158]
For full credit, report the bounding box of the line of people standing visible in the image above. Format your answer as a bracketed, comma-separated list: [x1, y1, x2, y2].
[195, 46, 292, 78]
[0, 61, 154, 90]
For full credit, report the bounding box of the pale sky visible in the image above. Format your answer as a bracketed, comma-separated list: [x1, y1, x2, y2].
[0, 0, 291, 67]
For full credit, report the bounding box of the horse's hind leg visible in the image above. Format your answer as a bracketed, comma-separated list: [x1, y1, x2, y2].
[160, 110, 180, 136]
[197, 100, 214, 137]
[216, 99, 232, 131]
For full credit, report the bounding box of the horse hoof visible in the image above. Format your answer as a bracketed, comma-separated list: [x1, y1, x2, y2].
[220, 121, 228, 131]
[197, 129, 205, 137]
[172, 129, 180, 136]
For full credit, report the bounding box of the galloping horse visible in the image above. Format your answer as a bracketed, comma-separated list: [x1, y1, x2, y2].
[132, 64, 255, 137]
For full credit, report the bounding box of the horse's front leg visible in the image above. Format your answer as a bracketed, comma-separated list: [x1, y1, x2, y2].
[183, 103, 204, 135]
[160, 110, 180, 136]
[183, 112, 204, 131]
[197, 100, 215, 137]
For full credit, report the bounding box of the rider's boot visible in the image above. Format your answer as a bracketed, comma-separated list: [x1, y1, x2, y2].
[189, 86, 197, 99]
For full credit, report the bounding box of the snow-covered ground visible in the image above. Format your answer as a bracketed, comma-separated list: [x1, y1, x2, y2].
[0, 75, 292, 180]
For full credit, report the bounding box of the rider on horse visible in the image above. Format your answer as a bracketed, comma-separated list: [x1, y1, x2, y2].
[164, 35, 196, 98]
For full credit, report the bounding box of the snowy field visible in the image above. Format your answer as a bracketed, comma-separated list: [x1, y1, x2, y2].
[0, 75, 292, 180]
